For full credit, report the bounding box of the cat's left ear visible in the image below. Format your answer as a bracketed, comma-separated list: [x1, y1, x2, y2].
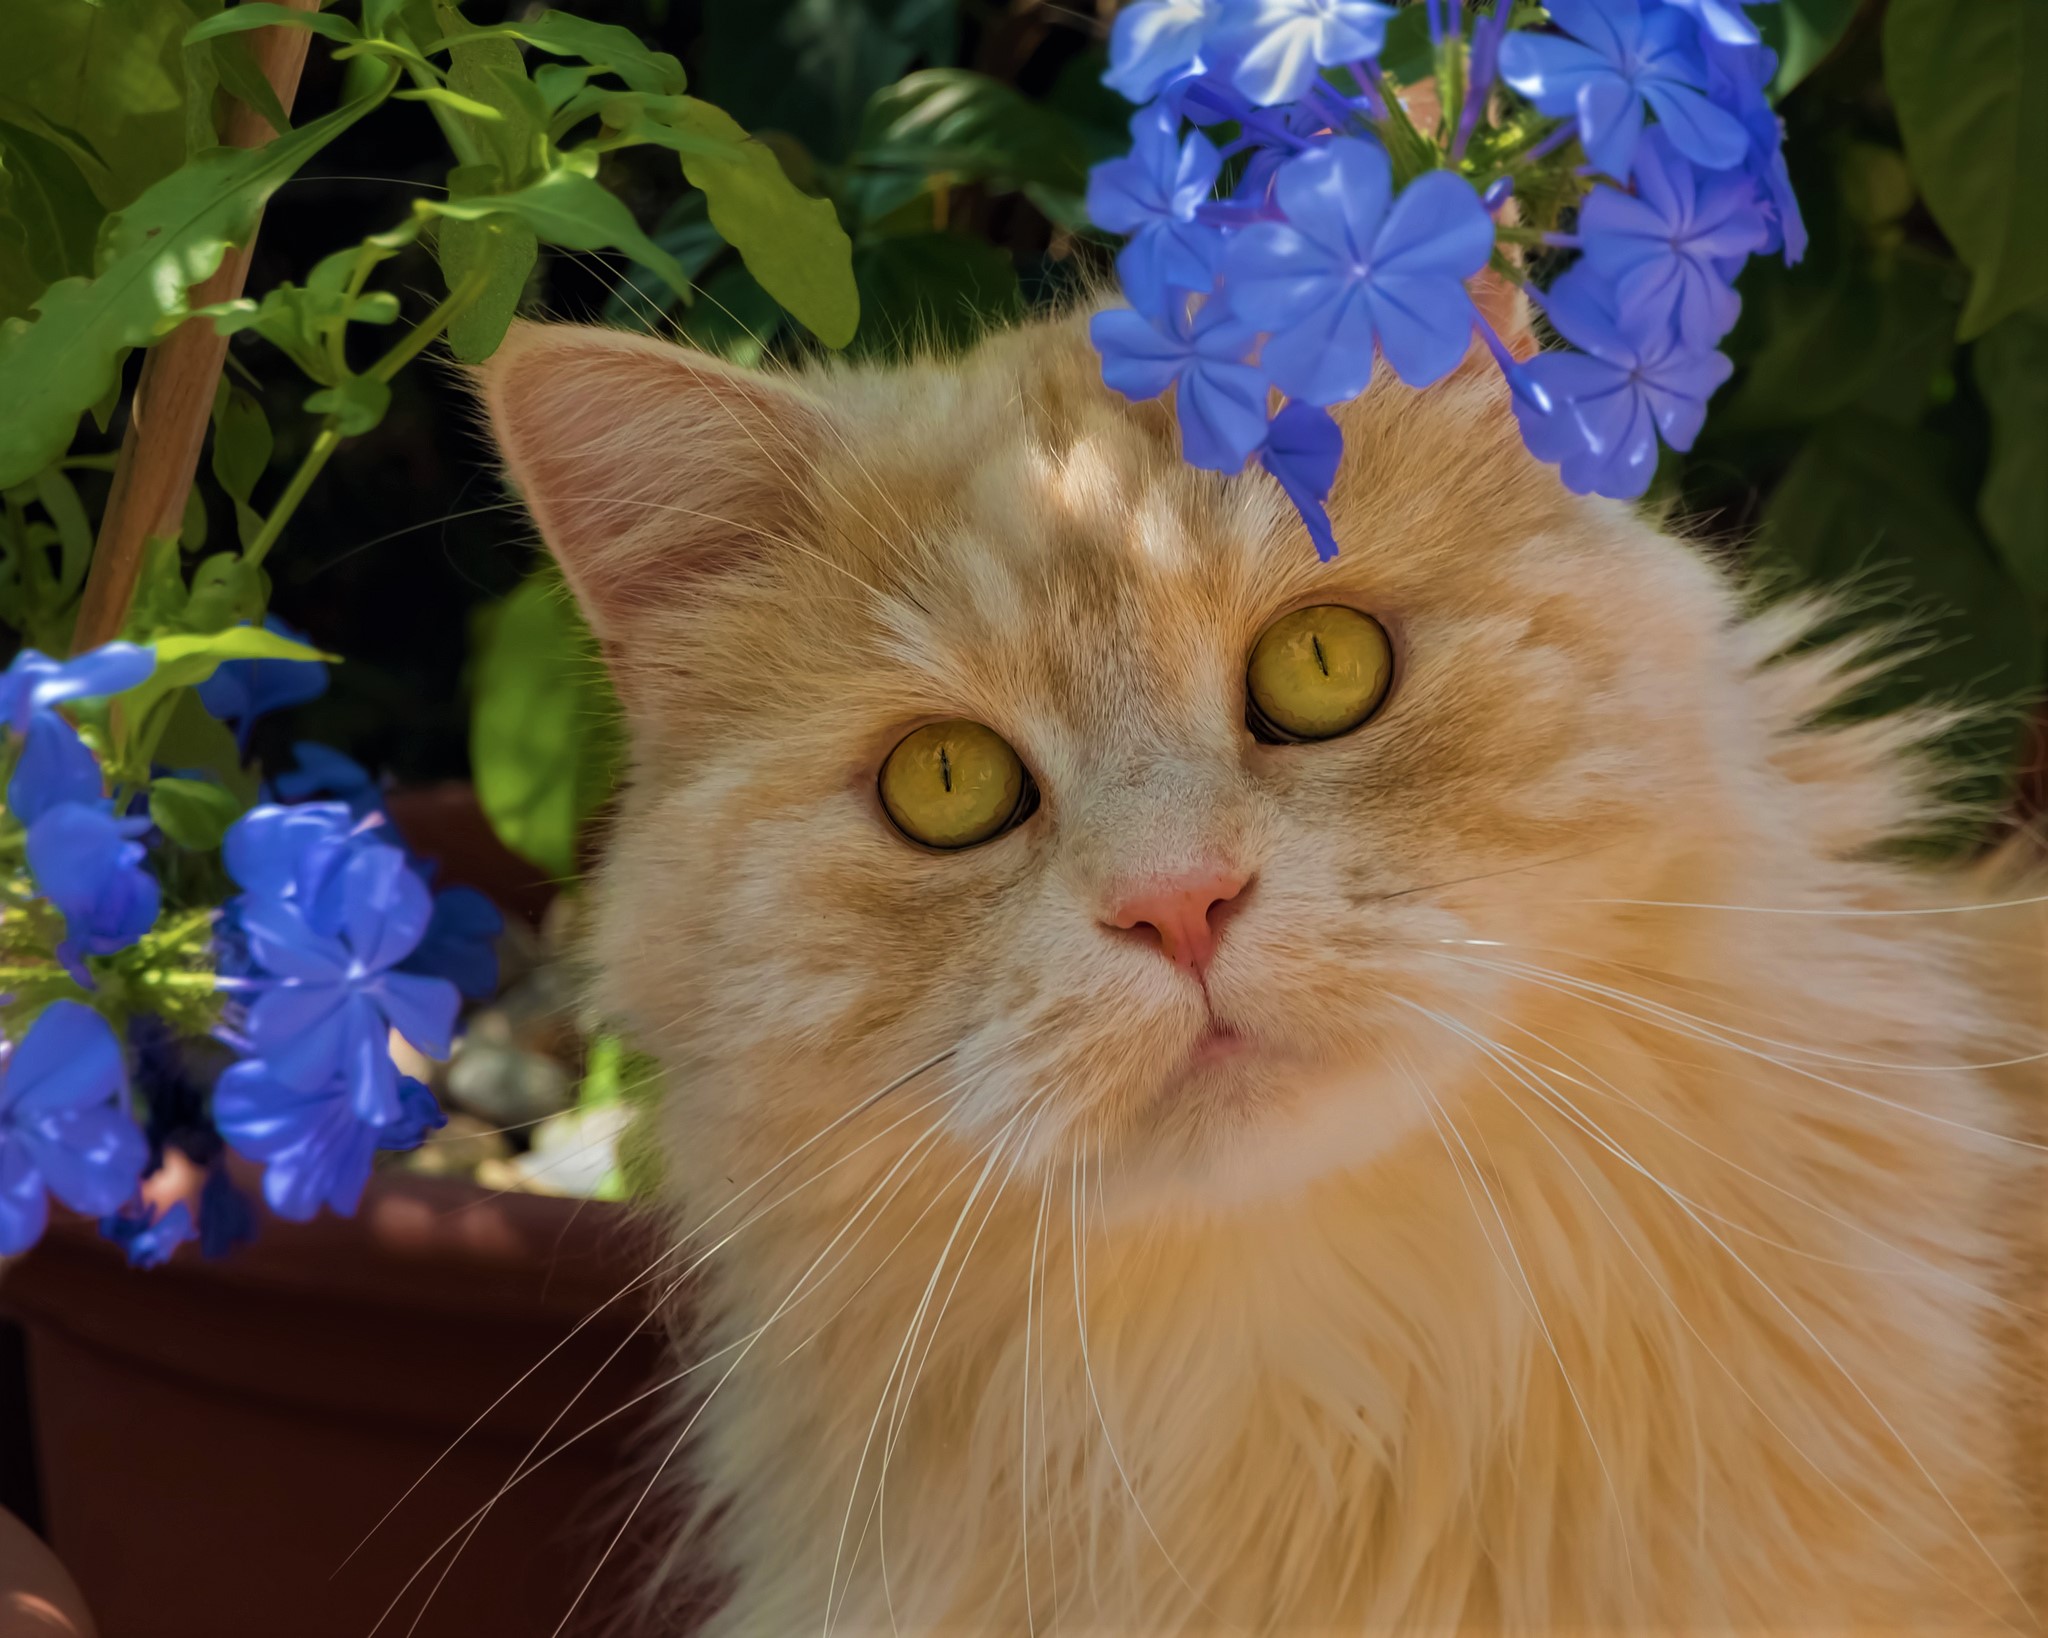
[473, 322, 828, 668]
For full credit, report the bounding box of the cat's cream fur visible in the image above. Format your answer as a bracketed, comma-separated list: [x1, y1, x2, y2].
[478, 310, 2044, 1635]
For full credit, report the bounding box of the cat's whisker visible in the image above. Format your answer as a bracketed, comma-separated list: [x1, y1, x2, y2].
[1383, 1041, 1640, 1606]
[1067, 1144, 1209, 1619]
[874, 1097, 1049, 1634]
[826, 1087, 1056, 1638]
[1571, 891, 2048, 918]
[1020, 1154, 1057, 1635]
[361, 1330, 751, 1638]
[1408, 1003, 2035, 1627]
[1355, 843, 1621, 902]
[1444, 951, 2048, 1153]
[1437, 939, 2048, 1073]
[1467, 1001, 2046, 1319]
[1399, 1017, 2005, 1626]
[380, 1061, 987, 1634]
[545, 1066, 1019, 1638]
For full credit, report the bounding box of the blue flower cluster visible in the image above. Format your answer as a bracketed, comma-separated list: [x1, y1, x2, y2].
[3, 645, 160, 979]
[1088, 0, 1804, 535]
[212, 801, 463, 1219]
[1, 630, 500, 1261]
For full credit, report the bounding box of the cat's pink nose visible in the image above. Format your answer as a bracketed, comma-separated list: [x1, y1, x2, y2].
[1107, 868, 1249, 980]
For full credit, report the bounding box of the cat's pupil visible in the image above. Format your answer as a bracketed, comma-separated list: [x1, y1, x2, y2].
[940, 746, 952, 793]
[1312, 635, 1329, 677]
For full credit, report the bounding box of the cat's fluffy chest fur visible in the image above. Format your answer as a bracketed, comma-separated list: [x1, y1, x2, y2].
[478, 311, 2043, 1634]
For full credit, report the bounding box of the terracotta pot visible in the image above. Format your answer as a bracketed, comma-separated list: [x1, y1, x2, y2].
[0, 1173, 698, 1638]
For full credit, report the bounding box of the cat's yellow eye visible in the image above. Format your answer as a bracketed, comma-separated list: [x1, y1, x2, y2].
[1246, 605, 1393, 742]
[879, 720, 1035, 849]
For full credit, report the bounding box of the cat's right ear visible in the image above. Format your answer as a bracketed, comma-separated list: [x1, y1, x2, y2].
[474, 322, 826, 660]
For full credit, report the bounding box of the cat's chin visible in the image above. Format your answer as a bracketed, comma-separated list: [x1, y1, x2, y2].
[1106, 1039, 1445, 1221]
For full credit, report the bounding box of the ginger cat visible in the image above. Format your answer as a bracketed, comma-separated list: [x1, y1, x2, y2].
[478, 307, 2044, 1635]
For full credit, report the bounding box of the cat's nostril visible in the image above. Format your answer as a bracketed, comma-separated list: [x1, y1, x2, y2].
[1106, 869, 1251, 979]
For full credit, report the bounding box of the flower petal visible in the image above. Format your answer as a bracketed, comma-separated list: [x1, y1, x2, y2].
[5, 999, 125, 1117]
[7, 714, 103, 824]
[246, 983, 352, 1091]
[0, 1138, 49, 1257]
[21, 1106, 149, 1216]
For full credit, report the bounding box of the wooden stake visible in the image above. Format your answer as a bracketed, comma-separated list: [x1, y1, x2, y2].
[69, 0, 322, 654]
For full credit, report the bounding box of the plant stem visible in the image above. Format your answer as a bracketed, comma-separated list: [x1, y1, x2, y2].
[69, 0, 322, 655]
[242, 269, 486, 568]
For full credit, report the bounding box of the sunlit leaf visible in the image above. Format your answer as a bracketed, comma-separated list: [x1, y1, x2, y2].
[471, 569, 622, 879]
[614, 94, 856, 346]
[419, 164, 690, 299]
[5, 0, 209, 211]
[0, 82, 388, 489]
[442, 12, 686, 95]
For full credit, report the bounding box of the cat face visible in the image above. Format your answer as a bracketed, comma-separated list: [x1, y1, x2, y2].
[481, 314, 1749, 1211]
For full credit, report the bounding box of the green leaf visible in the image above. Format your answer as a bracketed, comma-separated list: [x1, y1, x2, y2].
[616, 95, 856, 346]
[854, 70, 1090, 201]
[1757, 0, 1864, 95]
[432, 0, 546, 360]
[1973, 308, 2048, 619]
[206, 32, 294, 138]
[1885, 0, 2048, 338]
[675, 260, 785, 363]
[1719, 249, 1961, 432]
[0, 120, 105, 319]
[1757, 413, 2044, 818]
[149, 776, 246, 851]
[115, 624, 330, 760]
[1381, 3, 1434, 84]
[31, 466, 91, 600]
[186, 4, 362, 44]
[471, 569, 622, 879]
[848, 231, 1018, 359]
[3, 0, 211, 211]
[304, 373, 392, 435]
[0, 81, 388, 489]
[177, 553, 269, 634]
[419, 164, 690, 300]
[700, 0, 955, 164]
[210, 381, 274, 548]
[462, 11, 686, 95]
[153, 688, 260, 803]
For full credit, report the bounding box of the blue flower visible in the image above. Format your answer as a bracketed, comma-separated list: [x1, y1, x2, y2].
[195, 617, 328, 751]
[1091, 297, 1273, 472]
[1512, 266, 1733, 499]
[1259, 401, 1344, 560]
[1089, 110, 1227, 309]
[99, 1199, 195, 1268]
[400, 885, 503, 1002]
[1105, 0, 1224, 101]
[1223, 139, 1494, 401]
[1498, 0, 1750, 176]
[271, 742, 381, 816]
[1222, 0, 1396, 106]
[0, 644, 155, 737]
[1701, 34, 1805, 262]
[25, 803, 161, 974]
[1577, 129, 1769, 348]
[214, 1061, 443, 1221]
[3, 643, 151, 823]
[0, 1001, 148, 1256]
[7, 713, 103, 825]
[231, 833, 460, 1126]
[1663, 0, 1772, 47]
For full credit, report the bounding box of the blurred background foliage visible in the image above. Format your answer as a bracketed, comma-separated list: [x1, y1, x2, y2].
[4, 0, 2041, 874]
